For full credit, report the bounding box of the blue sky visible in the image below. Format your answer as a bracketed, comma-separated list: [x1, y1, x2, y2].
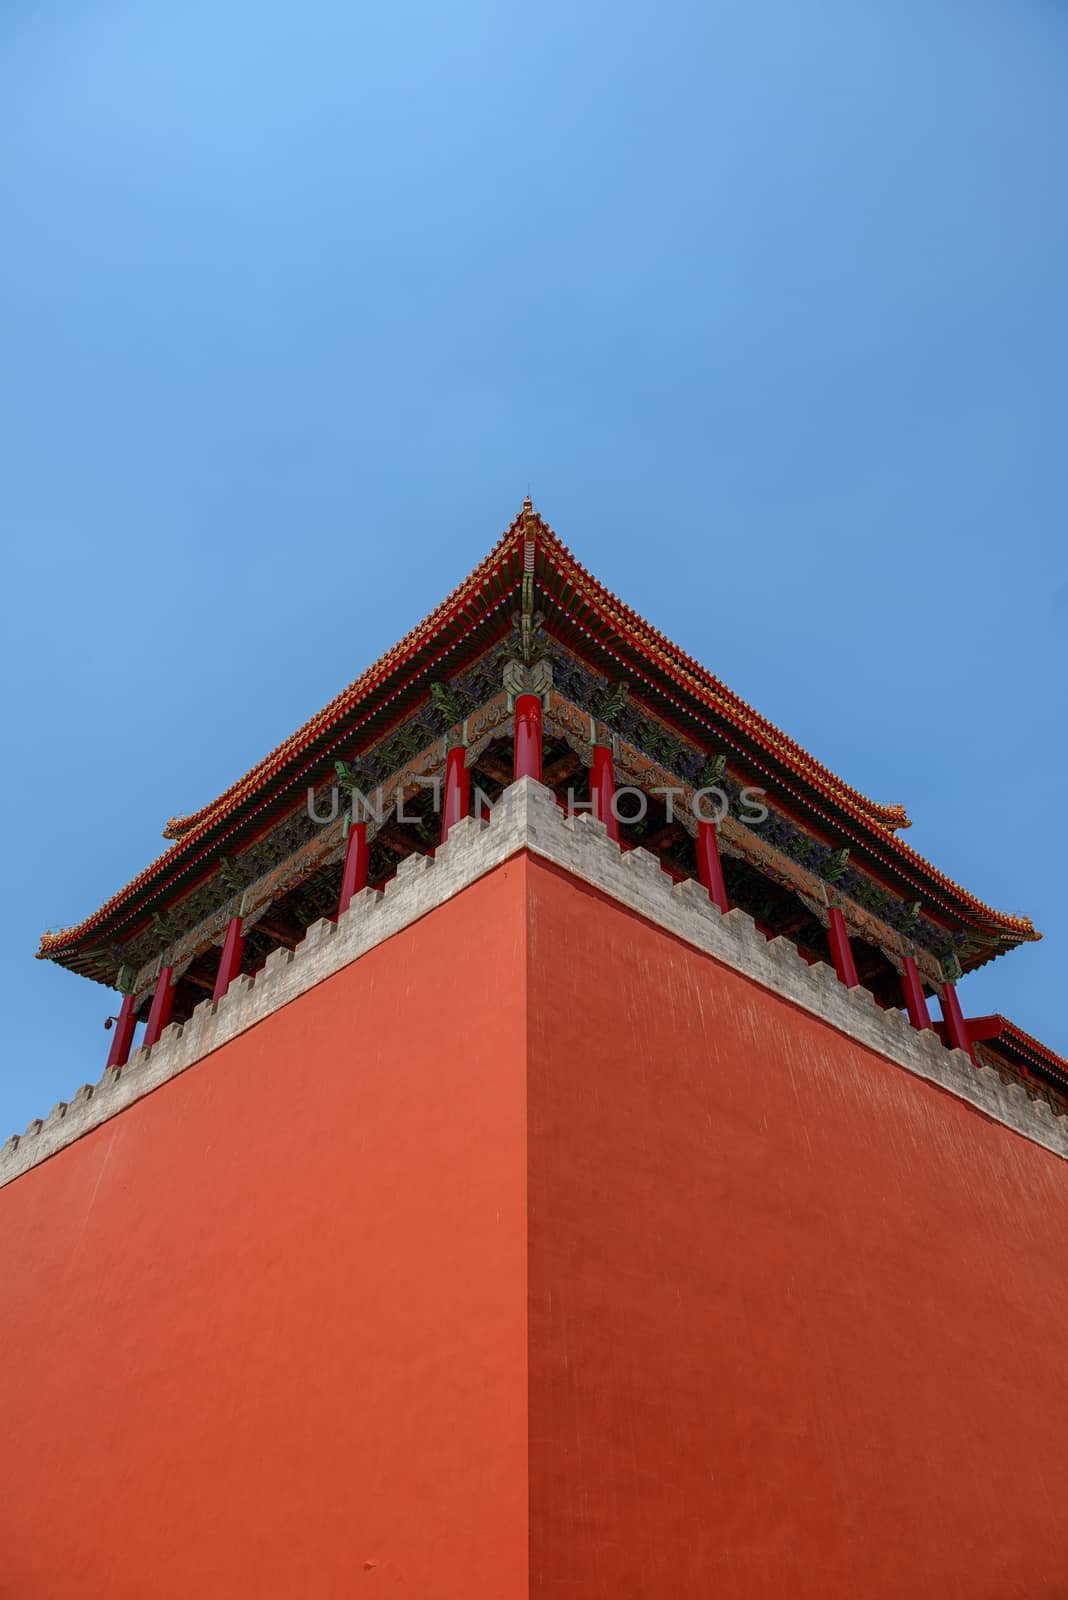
[1, 0, 1065, 1136]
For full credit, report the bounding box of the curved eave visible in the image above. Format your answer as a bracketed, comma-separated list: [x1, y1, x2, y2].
[534, 537, 911, 831]
[38, 506, 1037, 971]
[529, 527, 1036, 950]
[161, 527, 528, 841]
[993, 1016, 1068, 1084]
[38, 608, 518, 963]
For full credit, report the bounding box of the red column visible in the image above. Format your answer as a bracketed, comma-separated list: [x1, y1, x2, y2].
[696, 821, 729, 913]
[513, 694, 543, 783]
[143, 966, 175, 1050]
[827, 906, 859, 988]
[338, 821, 369, 917]
[900, 956, 933, 1031]
[940, 982, 976, 1062]
[105, 992, 138, 1069]
[441, 745, 470, 841]
[590, 745, 620, 841]
[213, 915, 245, 1003]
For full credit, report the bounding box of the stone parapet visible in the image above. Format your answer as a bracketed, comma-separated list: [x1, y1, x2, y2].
[4, 778, 1064, 1188]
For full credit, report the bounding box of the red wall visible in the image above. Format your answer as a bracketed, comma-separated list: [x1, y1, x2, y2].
[526, 858, 1068, 1599]
[7, 854, 1068, 1596]
[0, 862, 529, 1599]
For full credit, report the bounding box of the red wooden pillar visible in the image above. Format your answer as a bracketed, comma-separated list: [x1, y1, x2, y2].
[212, 915, 245, 1003]
[900, 956, 933, 1032]
[338, 821, 369, 917]
[513, 693, 543, 783]
[441, 744, 470, 841]
[827, 906, 859, 988]
[590, 745, 620, 841]
[143, 966, 175, 1050]
[105, 992, 138, 1069]
[940, 982, 976, 1062]
[696, 820, 729, 913]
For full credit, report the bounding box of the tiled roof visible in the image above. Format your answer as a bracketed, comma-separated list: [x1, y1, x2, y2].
[979, 1015, 1068, 1082]
[38, 502, 1037, 964]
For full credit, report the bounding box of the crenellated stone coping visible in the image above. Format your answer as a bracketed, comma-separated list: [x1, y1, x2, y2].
[3, 779, 1065, 1189]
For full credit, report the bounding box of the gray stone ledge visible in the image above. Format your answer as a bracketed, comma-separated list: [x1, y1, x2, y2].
[3, 777, 1065, 1188]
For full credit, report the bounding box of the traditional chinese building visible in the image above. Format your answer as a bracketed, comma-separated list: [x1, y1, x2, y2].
[3, 502, 1068, 1597]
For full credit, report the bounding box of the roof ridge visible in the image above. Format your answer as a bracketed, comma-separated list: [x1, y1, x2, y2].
[161, 508, 529, 841]
[531, 513, 910, 828]
[994, 1014, 1068, 1072]
[528, 514, 1034, 938]
[37, 502, 1037, 962]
